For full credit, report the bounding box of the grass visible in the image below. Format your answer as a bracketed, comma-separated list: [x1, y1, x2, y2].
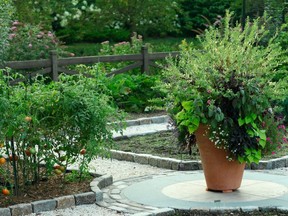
[114, 130, 288, 162]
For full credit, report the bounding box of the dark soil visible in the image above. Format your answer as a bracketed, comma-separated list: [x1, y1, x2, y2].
[0, 172, 92, 208]
[114, 130, 288, 161]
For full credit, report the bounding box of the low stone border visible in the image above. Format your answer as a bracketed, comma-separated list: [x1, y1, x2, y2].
[125, 115, 170, 127]
[111, 150, 288, 171]
[131, 206, 288, 216]
[0, 173, 113, 216]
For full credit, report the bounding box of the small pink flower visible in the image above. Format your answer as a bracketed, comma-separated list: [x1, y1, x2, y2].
[283, 137, 287, 143]
[9, 33, 16, 40]
[207, 89, 212, 94]
[10, 26, 17, 31]
[28, 43, 32, 48]
[207, 100, 211, 105]
[47, 32, 53, 37]
[266, 137, 271, 142]
[12, 20, 20, 26]
[45, 45, 49, 49]
[271, 151, 276, 155]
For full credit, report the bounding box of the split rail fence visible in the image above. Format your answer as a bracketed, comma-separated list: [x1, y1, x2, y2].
[3, 45, 179, 84]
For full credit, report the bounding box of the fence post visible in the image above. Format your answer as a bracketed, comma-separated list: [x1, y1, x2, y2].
[50, 50, 58, 81]
[141, 45, 149, 74]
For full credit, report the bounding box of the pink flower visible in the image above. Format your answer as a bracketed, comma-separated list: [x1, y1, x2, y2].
[9, 33, 16, 40]
[47, 32, 53, 37]
[207, 100, 211, 105]
[12, 20, 20, 26]
[266, 137, 271, 142]
[283, 137, 287, 143]
[271, 151, 276, 155]
[207, 89, 212, 94]
[10, 26, 17, 31]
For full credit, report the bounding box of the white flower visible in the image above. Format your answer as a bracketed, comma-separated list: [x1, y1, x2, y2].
[64, 11, 70, 16]
[72, 0, 79, 6]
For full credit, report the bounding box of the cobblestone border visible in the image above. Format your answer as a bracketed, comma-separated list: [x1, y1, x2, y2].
[110, 149, 288, 171]
[125, 115, 170, 127]
[98, 171, 288, 216]
[0, 172, 113, 216]
[131, 206, 288, 216]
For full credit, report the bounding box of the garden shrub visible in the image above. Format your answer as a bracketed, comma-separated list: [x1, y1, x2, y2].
[107, 73, 166, 113]
[0, 0, 14, 65]
[95, 33, 166, 113]
[6, 22, 69, 61]
[0, 68, 123, 197]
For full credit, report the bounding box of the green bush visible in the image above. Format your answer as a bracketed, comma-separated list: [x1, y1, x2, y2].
[0, 68, 123, 197]
[95, 33, 166, 113]
[6, 22, 69, 61]
[107, 73, 166, 113]
[0, 0, 14, 64]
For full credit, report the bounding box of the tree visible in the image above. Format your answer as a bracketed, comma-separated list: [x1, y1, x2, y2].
[94, 0, 181, 37]
[179, 0, 232, 36]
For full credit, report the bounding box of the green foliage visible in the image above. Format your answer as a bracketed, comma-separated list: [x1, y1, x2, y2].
[6, 22, 69, 61]
[0, 68, 123, 196]
[179, 0, 232, 35]
[107, 73, 165, 113]
[163, 11, 288, 164]
[93, 33, 166, 113]
[94, 0, 181, 37]
[0, 0, 14, 64]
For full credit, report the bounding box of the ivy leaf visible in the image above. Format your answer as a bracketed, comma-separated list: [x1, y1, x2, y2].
[259, 139, 266, 148]
[245, 115, 253, 124]
[258, 130, 266, 140]
[188, 124, 198, 134]
[191, 116, 200, 127]
[176, 110, 186, 122]
[181, 100, 193, 111]
[238, 118, 245, 126]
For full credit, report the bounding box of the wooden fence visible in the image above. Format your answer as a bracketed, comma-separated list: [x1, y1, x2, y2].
[3, 45, 179, 84]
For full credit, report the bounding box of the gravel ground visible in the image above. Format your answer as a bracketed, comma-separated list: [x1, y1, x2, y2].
[28, 158, 169, 216]
[27, 158, 288, 216]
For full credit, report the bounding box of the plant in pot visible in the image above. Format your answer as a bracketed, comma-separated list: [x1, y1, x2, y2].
[162, 11, 288, 192]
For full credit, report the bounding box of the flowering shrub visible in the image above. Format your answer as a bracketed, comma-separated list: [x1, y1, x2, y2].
[6, 21, 68, 61]
[163, 11, 288, 164]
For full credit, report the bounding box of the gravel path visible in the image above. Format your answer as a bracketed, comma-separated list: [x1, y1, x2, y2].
[28, 158, 169, 216]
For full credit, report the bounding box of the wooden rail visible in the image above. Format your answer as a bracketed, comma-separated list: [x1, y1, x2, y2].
[3, 45, 179, 83]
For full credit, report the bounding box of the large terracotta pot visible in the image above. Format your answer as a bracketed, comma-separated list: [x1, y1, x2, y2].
[195, 124, 245, 192]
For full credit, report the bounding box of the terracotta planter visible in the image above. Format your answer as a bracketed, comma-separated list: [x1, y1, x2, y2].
[195, 124, 245, 192]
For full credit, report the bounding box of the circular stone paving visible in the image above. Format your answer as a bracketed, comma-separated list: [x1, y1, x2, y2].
[120, 171, 288, 210]
[162, 179, 288, 202]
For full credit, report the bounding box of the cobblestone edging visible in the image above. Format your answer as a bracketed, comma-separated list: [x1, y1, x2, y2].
[125, 115, 170, 127]
[98, 171, 288, 216]
[0, 173, 113, 216]
[111, 149, 288, 171]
